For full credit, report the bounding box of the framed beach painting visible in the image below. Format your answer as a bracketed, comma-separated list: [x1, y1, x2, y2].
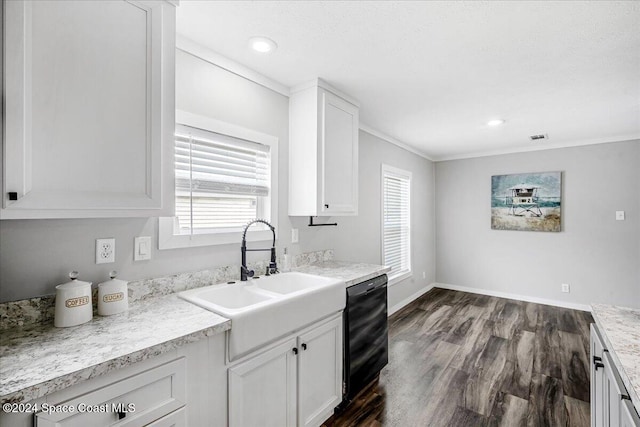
[491, 171, 562, 232]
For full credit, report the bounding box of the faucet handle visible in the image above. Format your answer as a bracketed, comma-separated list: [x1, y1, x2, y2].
[268, 262, 278, 275]
[247, 269, 254, 278]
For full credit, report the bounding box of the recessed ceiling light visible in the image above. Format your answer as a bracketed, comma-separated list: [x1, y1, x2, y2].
[249, 36, 277, 53]
[487, 119, 505, 126]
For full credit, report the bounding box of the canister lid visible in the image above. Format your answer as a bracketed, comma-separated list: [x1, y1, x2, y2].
[98, 271, 128, 289]
[56, 271, 92, 289]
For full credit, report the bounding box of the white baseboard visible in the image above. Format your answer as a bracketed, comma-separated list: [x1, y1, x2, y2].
[388, 283, 436, 316]
[434, 282, 592, 312]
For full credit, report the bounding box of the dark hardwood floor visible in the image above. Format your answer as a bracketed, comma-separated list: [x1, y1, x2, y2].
[324, 288, 594, 427]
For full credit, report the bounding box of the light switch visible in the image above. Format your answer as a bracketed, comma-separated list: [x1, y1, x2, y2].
[616, 211, 625, 221]
[134, 236, 151, 261]
[291, 228, 299, 243]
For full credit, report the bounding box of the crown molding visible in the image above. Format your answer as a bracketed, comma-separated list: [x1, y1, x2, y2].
[359, 124, 434, 161]
[433, 134, 640, 162]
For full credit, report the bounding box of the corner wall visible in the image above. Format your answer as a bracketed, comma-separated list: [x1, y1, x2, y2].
[435, 140, 640, 309]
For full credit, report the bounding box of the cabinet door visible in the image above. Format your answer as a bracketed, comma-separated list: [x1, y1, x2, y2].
[229, 338, 298, 427]
[2, 0, 175, 219]
[320, 90, 358, 216]
[603, 351, 629, 427]
[591, 324, 606, 427]
[620, 399, 640, 427]
[298, 315, 343, 427]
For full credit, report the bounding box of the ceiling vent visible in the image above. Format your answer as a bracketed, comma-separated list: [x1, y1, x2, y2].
[529, 134, 549, 141]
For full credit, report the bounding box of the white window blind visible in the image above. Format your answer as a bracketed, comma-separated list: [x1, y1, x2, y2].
[382, 165, 411, 282]
[175, 124, 270, 233]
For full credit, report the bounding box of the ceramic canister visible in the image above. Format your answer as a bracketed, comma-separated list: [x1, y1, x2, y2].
[54, 271, 93, 328]
[97, 271, 128, 316]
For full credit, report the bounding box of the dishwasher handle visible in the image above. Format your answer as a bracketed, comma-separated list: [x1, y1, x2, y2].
[347, 275, 388, 297]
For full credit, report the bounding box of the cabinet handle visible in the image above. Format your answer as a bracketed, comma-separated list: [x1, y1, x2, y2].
[301, 343, 307, 351]
[593, 355, 602, 363]
[595, 362, 604, 371]
[292, 347, 298, 355]
[324, 204, 329, 209]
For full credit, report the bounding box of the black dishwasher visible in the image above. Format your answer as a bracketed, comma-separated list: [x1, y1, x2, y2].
[343, 274, 388, 402]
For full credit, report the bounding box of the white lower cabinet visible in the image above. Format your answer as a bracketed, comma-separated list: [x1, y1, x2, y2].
[228, 313, 343, 427]
[229, 337, 298, 427]
[35, 358, 186, 427]
[591, 324, 606, 427]
[297, 317, 343, 427]
[0, 333, 228, 427]
[591, 324, 640, 427]
[623, 400, 640, 427]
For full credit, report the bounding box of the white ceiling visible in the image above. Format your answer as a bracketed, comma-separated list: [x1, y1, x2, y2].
[176, 1, 640, 161]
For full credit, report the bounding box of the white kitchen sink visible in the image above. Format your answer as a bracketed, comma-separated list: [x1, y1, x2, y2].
[190, 285, 274, 310]
[179, 272, 345, 360]
[254, 272, 332, 294]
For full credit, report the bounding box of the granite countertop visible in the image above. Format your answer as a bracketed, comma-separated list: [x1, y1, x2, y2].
[591, 304, 640, 409]
[0, 295, 230, 405]
[293, 261, 391, 286]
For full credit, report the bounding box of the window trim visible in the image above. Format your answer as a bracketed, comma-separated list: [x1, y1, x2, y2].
[380, 164, 412, 286]
[159, 111, 278, 250]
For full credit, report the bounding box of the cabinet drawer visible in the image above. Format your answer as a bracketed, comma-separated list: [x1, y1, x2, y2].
[146, 407, 187, 427]
[35, 358, 186, 427]
[603, 351, 630, 427]
[621, 399, 640, 427]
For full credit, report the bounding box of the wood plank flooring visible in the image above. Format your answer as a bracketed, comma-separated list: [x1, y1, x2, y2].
[324, 288, 594, 427]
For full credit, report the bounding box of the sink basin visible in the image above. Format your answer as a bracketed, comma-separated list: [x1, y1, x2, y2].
[192, 285, 273, 310]
[179, 272, 345, 360]
[254, 272, 333, 294]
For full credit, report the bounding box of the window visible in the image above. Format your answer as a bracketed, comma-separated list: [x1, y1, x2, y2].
[381, 164, 411, 284]
[159, 111, 278, 249]
[174, 124, 270, 232]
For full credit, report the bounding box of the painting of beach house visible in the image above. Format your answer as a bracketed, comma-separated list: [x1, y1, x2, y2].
[491, 172, 562, 232]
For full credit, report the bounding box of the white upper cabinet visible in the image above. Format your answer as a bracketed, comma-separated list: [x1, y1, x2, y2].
[289, 79, 359, 217]
[1, 0, 176, 219]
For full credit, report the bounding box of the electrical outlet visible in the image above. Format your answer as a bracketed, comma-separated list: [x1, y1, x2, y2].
[561, 283, 570, 293]
[96, 238, 115, 264]
[422, 272, 426, 279]
[616, 211, 625, 221]
[291, 228, 299, 243]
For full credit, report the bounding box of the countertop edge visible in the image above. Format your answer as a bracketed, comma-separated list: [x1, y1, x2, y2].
[0, 319, 230, 405]
[591, 307, 640, 410]
[343, 267, 392, 285]
[292, 262, 391, 286]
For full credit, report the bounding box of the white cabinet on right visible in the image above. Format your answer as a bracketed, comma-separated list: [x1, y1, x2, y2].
[590, 324, 640, 427]
[289, 79, 359, 217]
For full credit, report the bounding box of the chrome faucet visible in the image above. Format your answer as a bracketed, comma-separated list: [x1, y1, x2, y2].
[241, 219, 278, 281]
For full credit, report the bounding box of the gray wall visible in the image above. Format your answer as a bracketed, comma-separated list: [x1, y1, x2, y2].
[296, 130, 437, 310]
[0, 50, 436, 305]
[435, 140, 640, 308]
[0, 50, 292, 301]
